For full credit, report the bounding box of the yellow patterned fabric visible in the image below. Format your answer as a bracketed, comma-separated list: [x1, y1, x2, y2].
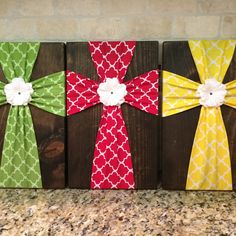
[163, 40, 236, 190]
[162, 71, 200, 116]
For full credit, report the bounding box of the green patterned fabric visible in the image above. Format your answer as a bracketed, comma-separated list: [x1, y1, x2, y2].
[0, 81, 6, 105]
[0, 107, 41, 188]
[0, 42, 65, 188]
[31, 72, 65, 116]
[0, 43, 39, 82]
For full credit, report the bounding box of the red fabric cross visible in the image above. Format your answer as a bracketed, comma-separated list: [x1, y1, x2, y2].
[67, 41, 159, 189]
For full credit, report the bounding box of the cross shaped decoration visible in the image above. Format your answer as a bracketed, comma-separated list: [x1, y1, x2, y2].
[67, 41, 159, 189]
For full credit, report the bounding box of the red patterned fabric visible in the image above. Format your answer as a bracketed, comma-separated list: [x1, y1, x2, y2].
[67, 41, 159, 189]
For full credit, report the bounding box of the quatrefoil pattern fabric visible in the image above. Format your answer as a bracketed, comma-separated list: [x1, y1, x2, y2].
[0, 42, 65, 188]
[163, 40, 236, 190]
[67, 41, 159, 189]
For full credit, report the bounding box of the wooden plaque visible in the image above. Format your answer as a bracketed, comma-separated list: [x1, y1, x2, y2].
[67, 41, 160, 189]
[0, 43, 66, 189]
[162, 41, 236, 190]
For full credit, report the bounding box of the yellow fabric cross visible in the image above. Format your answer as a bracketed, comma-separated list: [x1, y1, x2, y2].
[163, 40, 236, 190]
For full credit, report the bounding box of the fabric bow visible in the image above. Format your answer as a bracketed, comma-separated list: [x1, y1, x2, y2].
[0, 42, 65, 188]
[163, 40, 236, 190]
[67, 41, 159, 189]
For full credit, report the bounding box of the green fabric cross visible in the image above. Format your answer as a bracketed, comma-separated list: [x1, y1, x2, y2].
[0, 42, 65, 188]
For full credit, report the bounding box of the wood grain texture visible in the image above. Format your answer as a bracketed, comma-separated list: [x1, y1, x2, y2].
[0, 43, 65, 189]
[67, 41, 160, 189]
[162, 41, 236, 190]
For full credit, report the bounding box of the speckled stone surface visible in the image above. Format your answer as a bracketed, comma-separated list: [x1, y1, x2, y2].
[0, 189, 236, 235]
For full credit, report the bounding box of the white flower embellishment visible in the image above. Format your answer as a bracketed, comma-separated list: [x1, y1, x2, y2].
[97, 78, 127, 106]
[196, 78, 227, 107]
[4, 77, 34, 106]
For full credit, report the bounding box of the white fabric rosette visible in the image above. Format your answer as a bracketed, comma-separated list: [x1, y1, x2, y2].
[196, 78, 227, 107]
[97, 78, 127, 106]
[4, 77, 34, 106]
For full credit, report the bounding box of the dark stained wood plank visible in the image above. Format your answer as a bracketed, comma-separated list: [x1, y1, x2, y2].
[0, 43, 65, 189]
[0, 65, 10, 165]
[67, 41, 160, 189]
[66, 42, 102, 189]
[124, 42, 160, 189]
[162, 41, 236, 190]
[222, 50, 236, 190]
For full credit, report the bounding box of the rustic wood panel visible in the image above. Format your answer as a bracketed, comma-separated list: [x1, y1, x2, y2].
[222, 49, 236, 190]
[162, 41, 236, 190]
[0, 43, 65, 189]
[67, 41, 160, 189]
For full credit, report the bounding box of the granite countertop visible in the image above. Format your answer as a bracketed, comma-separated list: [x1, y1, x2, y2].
[0, 189, 236, 236]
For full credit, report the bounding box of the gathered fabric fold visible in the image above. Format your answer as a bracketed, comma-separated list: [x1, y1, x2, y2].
[0, 42, 65, 188]
[163, 40, 236, 190]
[224, 80, 236, 109]
[31, 71, 65, 116]
[162, 71, 200, 117]
[67, 41, 159, 189]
